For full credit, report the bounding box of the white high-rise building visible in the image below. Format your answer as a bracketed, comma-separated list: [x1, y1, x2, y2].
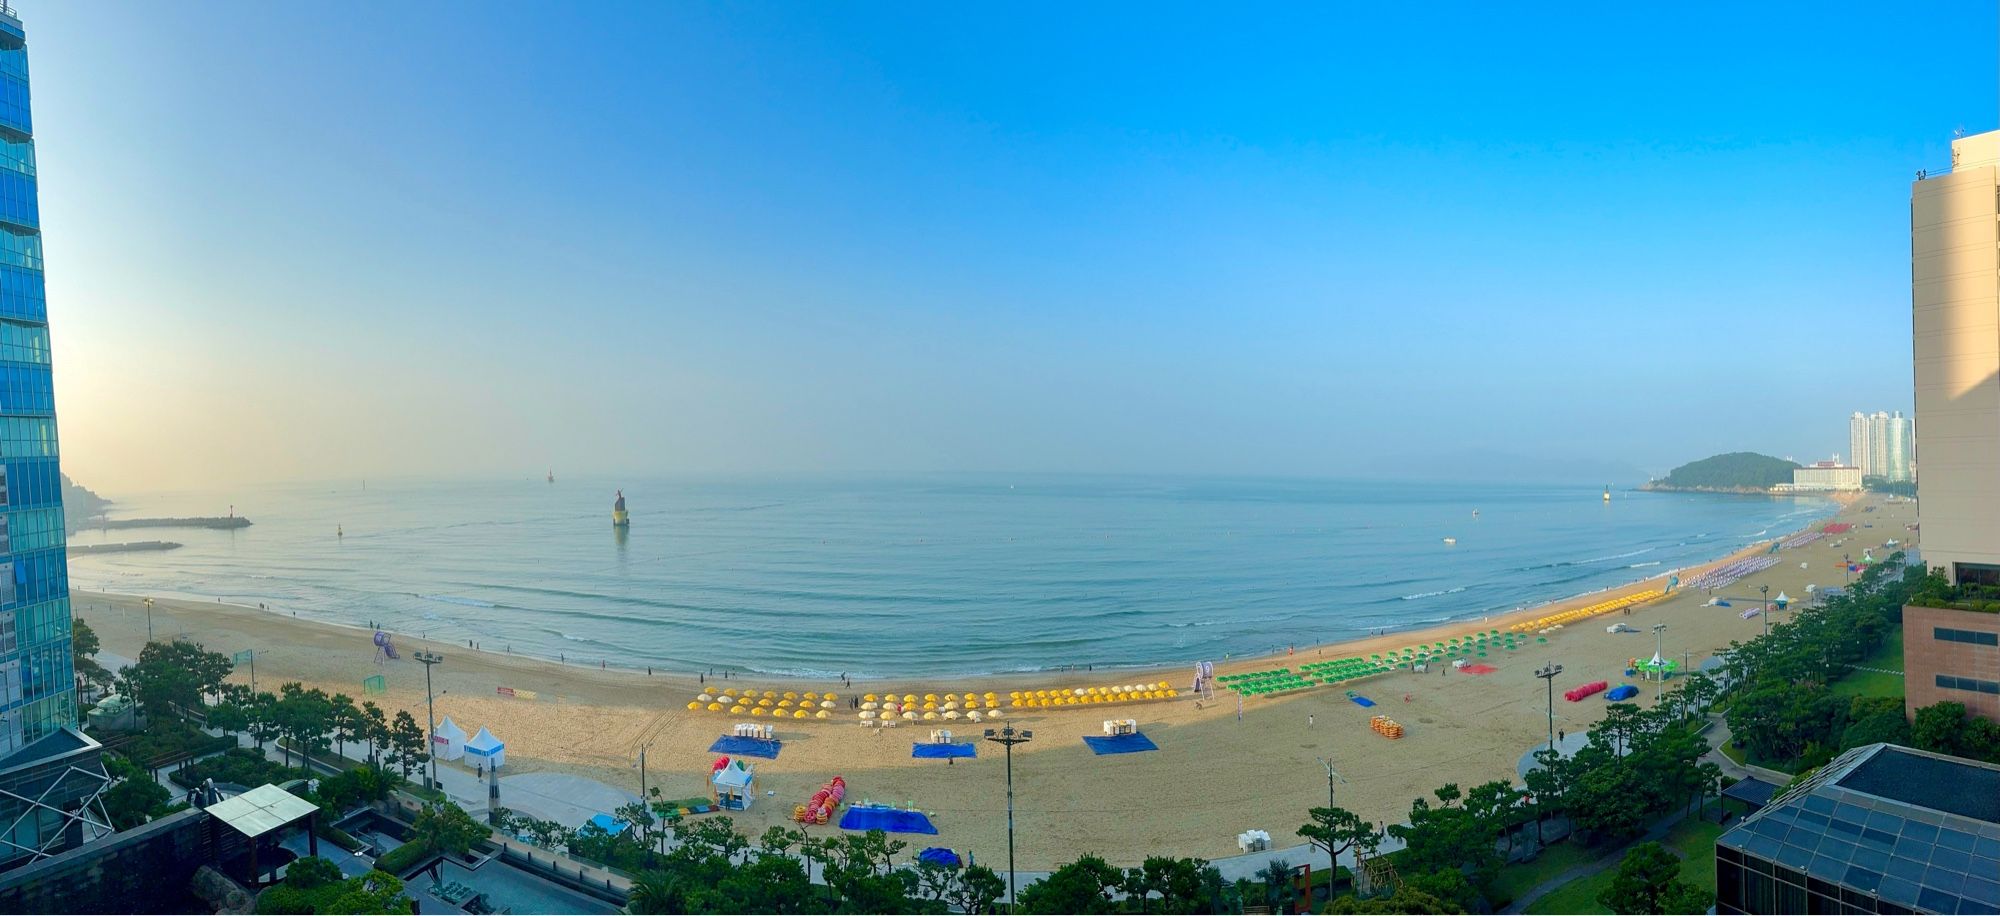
[1844, 410, 1914, 481]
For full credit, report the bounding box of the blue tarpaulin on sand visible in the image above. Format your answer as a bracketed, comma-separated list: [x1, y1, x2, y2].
[1349, 695, 1377, 708]
[918, 848, 961, 868]
[1083, 733, 1159, 755]
[708, 735, 783, 759]
[912, 742, 977, 759]
[1605, 685, 1640, 701]
[839, 806, 939, 834]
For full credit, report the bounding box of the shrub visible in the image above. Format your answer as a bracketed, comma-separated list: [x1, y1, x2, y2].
[374, 841, 431, 877]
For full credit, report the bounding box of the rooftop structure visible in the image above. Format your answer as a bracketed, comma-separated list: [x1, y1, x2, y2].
[1716, 743, 2000, 914]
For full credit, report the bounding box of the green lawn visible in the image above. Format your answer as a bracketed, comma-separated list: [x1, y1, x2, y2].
[1522, 817, 1725, 915]
[1487, 839, 1599, 908]
[1830, 629, 1904, 699]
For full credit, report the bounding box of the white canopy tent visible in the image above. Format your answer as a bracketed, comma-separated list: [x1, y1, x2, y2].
[465, 726, 505, 769]
[431, 717, 467, 761]
[712, 762, 755, 810]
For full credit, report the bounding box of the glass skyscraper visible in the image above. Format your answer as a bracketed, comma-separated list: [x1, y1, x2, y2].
[0, 5, 102, 870]
[0, 4, 69, 760]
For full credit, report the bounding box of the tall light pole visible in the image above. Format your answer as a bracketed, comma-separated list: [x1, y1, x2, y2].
[1759, 584, 1770, 639]
[414, 650, 444, 790]
[1315, 758, 1348, 878]
[984, 725, 1033, 913]
[1534, 663, 1563, 753]
[143, 597, 154, 642]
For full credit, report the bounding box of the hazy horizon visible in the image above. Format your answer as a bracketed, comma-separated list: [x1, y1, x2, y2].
[28, 2, 1977, 493]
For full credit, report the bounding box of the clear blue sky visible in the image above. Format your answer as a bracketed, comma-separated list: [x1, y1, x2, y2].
[25, 1, 1995, 490]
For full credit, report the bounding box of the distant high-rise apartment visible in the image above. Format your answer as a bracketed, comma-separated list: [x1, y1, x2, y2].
[1846, 410, 1914, 481]
[1913, 130, 2000, 583]
[0, 6, 104, 869]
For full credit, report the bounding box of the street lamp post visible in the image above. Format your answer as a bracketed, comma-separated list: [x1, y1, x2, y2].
[1759, 585, 1770, 639]
[1534, 663, 1563, 752]
[984, 725, 1033, 913]
[143, 597, 154, 642]
[414, 650, 444, 790]
[1315, 758, 1348, 877]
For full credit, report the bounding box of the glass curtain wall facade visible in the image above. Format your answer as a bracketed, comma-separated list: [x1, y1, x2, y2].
[0, 9, 72, 761]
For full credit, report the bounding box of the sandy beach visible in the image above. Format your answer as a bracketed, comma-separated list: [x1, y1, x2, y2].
[79, 493, 1915, 869]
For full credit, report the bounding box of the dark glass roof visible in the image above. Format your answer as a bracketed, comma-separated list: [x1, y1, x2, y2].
[1719, 744, 2000, 915]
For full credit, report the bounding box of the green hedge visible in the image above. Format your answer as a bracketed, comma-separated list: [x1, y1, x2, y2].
[374, 841, 431, 877]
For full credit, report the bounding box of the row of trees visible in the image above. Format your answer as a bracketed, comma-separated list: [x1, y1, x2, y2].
[1722, 556, 2000, 769]
[1299, 667, 1725, 914]
[1721, 556, 1919, 768]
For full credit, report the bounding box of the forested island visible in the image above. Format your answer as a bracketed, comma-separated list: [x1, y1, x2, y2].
[1641, 452, 1800, 493]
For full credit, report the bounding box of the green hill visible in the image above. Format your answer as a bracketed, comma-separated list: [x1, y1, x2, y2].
[1651, 452, 1799, 491]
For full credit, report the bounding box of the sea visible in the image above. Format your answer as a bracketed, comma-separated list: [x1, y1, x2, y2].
[62, 475, 1837, 678]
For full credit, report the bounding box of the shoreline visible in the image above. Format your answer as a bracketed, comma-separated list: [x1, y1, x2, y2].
[74, 492, 1906, 869]
[75, 494, 1842, 691]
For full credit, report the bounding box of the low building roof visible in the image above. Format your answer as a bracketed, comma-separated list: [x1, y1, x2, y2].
[204, 783, 317, 839]
[1718, 744, 2000, 914]
[1721, 776, 1779, 809]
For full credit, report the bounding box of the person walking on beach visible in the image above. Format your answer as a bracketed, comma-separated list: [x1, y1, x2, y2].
[1308, 713, 1315, 728]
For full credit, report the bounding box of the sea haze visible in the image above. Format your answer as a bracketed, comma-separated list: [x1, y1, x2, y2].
[64, 475, 1836, 677]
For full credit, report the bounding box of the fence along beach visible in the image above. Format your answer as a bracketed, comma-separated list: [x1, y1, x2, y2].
[76, 492, 1907, 868]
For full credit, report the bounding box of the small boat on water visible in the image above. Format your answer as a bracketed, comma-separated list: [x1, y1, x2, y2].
[612, 489, 630, 528]
[1443, 537, 1457, 545]
[1603, 486, 1612, 502]
[547, 468, 555, 484]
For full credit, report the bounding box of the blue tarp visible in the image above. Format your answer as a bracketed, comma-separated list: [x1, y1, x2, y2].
[1083, 733, 1159, 755]
[1349, 695, 1377, 708]
[1605, 685, 1640, 701]
[839, 806, 939, 834]
[912, 742, 977, 759]
[918, 848, 962, 868]
[708, 735, 783, 759]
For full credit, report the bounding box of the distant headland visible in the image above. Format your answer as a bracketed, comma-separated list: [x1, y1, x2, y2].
[1639, 451, 1800, 494]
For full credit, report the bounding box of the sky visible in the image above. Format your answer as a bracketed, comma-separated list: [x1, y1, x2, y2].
[21, 1, 1998, 493]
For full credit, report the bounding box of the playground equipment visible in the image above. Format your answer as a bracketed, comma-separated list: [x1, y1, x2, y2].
[794, 775, 846, 826]
[1369, 715, 1404, 739]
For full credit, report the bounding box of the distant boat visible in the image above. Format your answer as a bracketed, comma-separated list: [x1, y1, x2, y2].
[1603, 486, 1612, 502]
[1471, 509, 1480, 518]
[1443, 537, 1457, 545]
[547, 468, 555, 484]
[612, 489, 630, 528]
[337, 525, 343, 539]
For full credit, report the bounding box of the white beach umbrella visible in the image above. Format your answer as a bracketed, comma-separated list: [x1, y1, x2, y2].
[902, 711, 918, 721]
[967, 711, 984, 722]
[860, 710, 877, 720]
[862, 701, 878, 710]
[986, 710, 1004, 719]
[944, 710, 961, 720]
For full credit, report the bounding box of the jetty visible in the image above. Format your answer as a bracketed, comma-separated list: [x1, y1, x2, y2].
[91, 517, 251, 531]
[68, 541, 182, 555]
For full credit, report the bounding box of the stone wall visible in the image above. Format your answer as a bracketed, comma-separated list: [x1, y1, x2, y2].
[0, 808, 209, 914]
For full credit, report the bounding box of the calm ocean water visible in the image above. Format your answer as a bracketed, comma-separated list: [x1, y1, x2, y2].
[63, 476, 1835, 677]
